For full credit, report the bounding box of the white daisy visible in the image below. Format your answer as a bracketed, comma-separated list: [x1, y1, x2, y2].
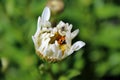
[32, 7, 85, 62]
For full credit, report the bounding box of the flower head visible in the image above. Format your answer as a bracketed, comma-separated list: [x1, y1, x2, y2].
[32, 7, 85, 62]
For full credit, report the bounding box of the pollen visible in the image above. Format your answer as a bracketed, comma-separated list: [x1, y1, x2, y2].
[60, 44, 67, 55]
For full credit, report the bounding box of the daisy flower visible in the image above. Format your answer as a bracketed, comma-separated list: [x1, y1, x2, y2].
[32, 7, 85, 62]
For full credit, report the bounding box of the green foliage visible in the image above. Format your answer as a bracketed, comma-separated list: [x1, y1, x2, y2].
[0, 0, 120, 80]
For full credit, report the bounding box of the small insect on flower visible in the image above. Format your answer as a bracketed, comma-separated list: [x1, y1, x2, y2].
[32, 7, 85, 63]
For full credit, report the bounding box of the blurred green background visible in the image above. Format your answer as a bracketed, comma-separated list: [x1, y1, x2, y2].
[0, 0, 120, 80]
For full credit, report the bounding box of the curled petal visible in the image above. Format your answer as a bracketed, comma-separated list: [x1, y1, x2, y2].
[71, 41, 85, 51]
[66, 41, 85, 56]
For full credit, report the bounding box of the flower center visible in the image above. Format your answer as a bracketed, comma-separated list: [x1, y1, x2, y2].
[49, 32, 67, 55]
[49, 32, 66, 45]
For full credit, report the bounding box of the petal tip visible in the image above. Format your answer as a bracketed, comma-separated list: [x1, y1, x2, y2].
[41, 6, 51, 21]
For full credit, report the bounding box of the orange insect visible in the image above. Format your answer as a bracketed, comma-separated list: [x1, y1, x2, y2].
[57, 36, 66, 45]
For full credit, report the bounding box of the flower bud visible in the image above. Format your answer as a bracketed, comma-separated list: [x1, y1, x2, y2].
[32, 7, 85, 63]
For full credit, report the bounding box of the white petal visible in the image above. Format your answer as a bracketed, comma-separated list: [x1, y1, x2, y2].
[39, 38, 50, 54]
[33, 17, 41, 38]
[37, 16, 41, 30]
[58, 30, 66, 36]
[59, 21, 65, 26]
[41, 7, 50, 21]
[66, 31, 71, 47]
[51, 44, 57, 56]
[32, 36, 35, 45]
[57, 50, 62, 59]
[55, 40, 59, 46]
[32, 36, 39, 49]
[66, 41, 85, 56]
[71, 29, 79, 39]
[44, 45, 54, 57]
[52, 28, 57, 34]
[34, 28, 40, 39]
[57, 21, 65, 28]
[44, 21, 51, 28]
[44, 38, 50, 49]
[68, 24, 72, 32]
[32, 33, 40, 49]
[71, 41, 85, 51]
[41, 33, 47, 39]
